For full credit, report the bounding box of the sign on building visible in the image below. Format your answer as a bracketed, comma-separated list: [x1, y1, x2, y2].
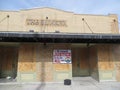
[53, 50, 71, 64]
[26, 19, 67, 27]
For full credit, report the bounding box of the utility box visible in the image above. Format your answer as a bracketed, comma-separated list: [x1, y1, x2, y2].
[64, 79, 71, 85]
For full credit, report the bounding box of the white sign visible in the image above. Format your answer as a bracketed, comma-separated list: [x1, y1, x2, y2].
[53, 50, 71, 64]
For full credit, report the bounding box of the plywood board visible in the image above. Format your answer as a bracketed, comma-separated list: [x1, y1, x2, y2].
[97, 45, 114, 70]
[21, 73, 34, 81]
[18, 62, 36, 72]
[0, 47, 18, 78]
[36, 44, 53, 82]
[72, 47, 90, 76]
[102, 72, 113, 79]
[53, 44, 71, 49]
[54, 64, 70, 71]
[56, 73, 69, 80]
[18, 44, 36, 62]
[112, 45, 120, 81]
[18, 44, 37, 72]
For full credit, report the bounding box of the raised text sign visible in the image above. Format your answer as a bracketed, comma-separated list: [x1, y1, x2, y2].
[26, 19, 67, 26]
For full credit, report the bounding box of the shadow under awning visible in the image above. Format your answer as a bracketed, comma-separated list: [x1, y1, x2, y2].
[0, 32, 120, 43]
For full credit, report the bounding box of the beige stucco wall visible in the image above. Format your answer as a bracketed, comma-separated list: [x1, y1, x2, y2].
[0, 8, 119, 33]
[0, 11, 21, 31]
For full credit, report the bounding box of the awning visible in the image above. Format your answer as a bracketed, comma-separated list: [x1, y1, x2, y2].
[0, 32, 120, 43]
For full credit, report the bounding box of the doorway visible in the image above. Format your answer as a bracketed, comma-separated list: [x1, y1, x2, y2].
[72, 47, 90, 77]
[0, 47, 18, 79]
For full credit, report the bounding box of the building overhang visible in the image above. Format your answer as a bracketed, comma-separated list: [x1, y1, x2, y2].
[0, 32, 120, 43]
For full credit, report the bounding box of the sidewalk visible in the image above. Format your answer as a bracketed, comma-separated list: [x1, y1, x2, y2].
[0, 77, 120, 90]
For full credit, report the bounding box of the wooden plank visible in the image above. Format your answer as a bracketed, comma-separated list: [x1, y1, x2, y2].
[79, 48, 89, 69]
[18, 44, 36, 72]
[98, 45, 114, 70]
[0, 47, 18, 78]
[72, 47, 89, 76]
[18, 62, 36, 72]
[112, 45, 120, 81]
[54, 64, 70, 71]
[18, 44, 36, 62]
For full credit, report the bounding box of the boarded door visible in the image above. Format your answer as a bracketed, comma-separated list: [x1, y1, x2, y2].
[0, 47, 18, 78]
[72, 47, 90, 77]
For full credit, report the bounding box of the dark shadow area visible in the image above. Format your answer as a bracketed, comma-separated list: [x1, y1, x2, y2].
[72, 47, 90, 77]
[89, 45, 99, 81]
[0, 46, 18, 82]
[72, 45, 99, 81]
[72, 45, 99, 82]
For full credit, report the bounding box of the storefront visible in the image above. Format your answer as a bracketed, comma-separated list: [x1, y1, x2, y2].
[0, 7, 120, 82]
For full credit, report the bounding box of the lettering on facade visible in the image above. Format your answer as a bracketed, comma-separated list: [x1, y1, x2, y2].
[26, 19, 67, 27]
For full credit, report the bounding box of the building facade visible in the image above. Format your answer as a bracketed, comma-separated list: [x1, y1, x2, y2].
[0, 7, 120, 82]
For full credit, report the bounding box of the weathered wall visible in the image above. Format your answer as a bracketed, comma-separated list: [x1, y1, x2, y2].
[72, 47, 89, 76]
[109, 14, 119, 33]
[97, 45, 115, 81]
[0, 11, 21, 31]
[0, 46, 18, 78]
[17, 44, 37, 81]
[36, 44, 53, 82]
[17, 43, 72, 82]
[0, 8, 119, 33]
[89, 46, 99, 81]
[2, 43, 120, 82]
[74, 14, 118, 33]
[71, 44, 120, 82]
[53, 44, 72, 81]
[112, 45, 120, 81]
[79, 48, 89, 76]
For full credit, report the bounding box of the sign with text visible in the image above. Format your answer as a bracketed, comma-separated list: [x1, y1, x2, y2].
[26, 19, 67, 27]
[53, 50, 71, 64]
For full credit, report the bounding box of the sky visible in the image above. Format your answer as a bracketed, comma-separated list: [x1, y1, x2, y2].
[0, 0, 120, 22]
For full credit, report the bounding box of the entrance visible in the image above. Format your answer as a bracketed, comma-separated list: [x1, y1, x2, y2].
[0, 47, 18, 79]
[72, 47, 90, 77]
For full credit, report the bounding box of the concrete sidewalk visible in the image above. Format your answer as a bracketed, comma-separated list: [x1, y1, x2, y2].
[0, 77, 120, 90]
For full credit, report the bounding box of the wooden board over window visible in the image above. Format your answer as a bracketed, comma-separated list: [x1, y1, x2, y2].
[54, 64, 70, 71]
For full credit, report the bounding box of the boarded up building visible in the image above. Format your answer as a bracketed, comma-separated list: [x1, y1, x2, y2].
[0, 7, 120, 82]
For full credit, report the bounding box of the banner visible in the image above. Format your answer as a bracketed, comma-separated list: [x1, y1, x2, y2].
[53, 50, 71, 64]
